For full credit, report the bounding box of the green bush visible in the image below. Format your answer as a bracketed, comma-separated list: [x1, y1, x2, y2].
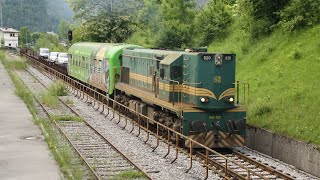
[130, 0, 195, 49]
[40, 92, 59, 108]
[250, 18, 274, 39]
[8, 60, 28, 70]
[34, 33, 68, 52]
[194, 0, 232, 46]
[290, 49, 302, 60]
[251, 104, 272, 117]
[237, 0, 290, 39]
[155, 23, 192, 49]
[48, 81, 67, 96]
[40, 81, 67, 108]
[279, 0, 320, 32]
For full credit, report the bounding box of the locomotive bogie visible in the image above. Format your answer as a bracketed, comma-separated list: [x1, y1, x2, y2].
[184, 109, 246, 148]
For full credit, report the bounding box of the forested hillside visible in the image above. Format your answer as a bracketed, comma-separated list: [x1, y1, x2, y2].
[2, 0, 72, 32]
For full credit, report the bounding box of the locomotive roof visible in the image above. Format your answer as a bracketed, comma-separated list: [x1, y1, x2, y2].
[123, 47, 230, 56]
[123, 48, 230, 65]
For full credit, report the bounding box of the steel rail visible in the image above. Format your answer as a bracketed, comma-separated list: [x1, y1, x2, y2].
[232, 150, 294, 180]
[17, 69, 102, 180]
[21, 49, 296, 180]
[22, 67, 152, 180]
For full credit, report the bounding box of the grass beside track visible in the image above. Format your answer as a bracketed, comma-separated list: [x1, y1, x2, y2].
[209, 25, 320, 146]
[40, 92, 59, 108]
[40, 81, 68, 108]
[0, 51, 90, 179]
[53, 115, 84, 122]
[110, 170, 147, 180]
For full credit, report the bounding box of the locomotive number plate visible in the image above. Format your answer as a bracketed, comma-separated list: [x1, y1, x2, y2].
[214, 76, 221, 83]
[202, 55, 213, 61]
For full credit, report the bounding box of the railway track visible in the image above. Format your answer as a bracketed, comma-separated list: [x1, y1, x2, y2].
[195, 149, 294, 180]
[20, 50, 299, 180]
[19, 66, 151, 180]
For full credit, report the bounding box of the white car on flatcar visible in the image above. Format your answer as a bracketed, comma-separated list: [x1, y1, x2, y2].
[56, 52, 69, 65]
[39, 48, 50, 59]
[49, 52, 59, 63]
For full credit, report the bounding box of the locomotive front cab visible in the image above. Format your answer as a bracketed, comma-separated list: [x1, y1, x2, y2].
[182, 53, 237, 111]
[181, 52, 246, 148]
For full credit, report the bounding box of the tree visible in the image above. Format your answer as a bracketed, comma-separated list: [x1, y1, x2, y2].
[194, 0, 232, 46]
[34, 33, 67, 52]
[66, 0, 142, 42]
[128, 0, 197, 48]
[128, 0, 162, 47]
[279, 0, 320, 32]
[156, 0, 196, 48]
[19, 27, 32, 47]
[237, 0, 290, 39]
[31, 32, 42, 45]
[57, 19, 72, 40]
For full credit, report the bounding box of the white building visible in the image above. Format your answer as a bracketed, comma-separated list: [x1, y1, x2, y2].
[0, 28, 19, 48]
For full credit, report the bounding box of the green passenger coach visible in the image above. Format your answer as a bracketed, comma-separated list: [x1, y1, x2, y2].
[68, 43, 141, 94]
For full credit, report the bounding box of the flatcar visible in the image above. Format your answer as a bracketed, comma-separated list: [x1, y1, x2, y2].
[67, 42, 246, 148]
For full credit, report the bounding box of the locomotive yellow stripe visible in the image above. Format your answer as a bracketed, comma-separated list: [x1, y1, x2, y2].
[218, 88, 235, 100]
[129, 73, 218, 99]
[115, 82, 204, 113]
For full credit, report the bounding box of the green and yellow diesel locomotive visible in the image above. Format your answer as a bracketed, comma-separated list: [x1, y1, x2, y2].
[68, 42, 246, 148]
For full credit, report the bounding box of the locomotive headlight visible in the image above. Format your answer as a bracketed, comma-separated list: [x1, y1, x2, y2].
[200, 97, 209, 103]
[215, 54, 222, 66]
[225, 96, 234, 103]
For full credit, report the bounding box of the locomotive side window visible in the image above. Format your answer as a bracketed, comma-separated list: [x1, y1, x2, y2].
[160, 68, 165, 79]
[171, 65, 182, 80]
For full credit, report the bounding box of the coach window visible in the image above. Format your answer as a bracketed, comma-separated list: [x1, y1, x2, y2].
[81, 57, 84, 68]
[69, 54, 73, 64]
